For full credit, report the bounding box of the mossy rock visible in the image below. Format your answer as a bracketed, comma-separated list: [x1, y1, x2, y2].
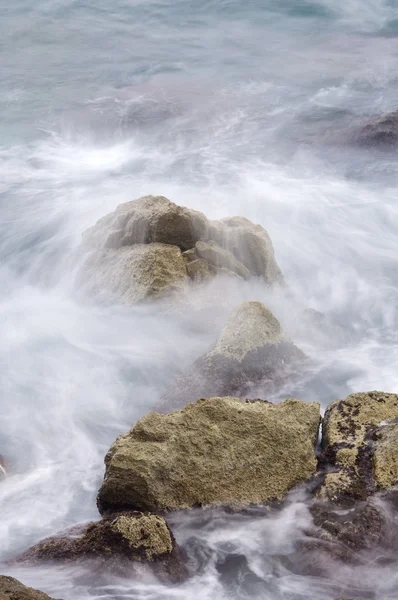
[158, 301, 305, 411]
[97, 396, 320, 514]
[0, 576, 59, 600]
[15, 512, 186, 583]
[318, 391, 398, 504]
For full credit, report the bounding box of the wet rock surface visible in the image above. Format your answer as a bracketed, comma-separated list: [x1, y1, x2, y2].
[0, 576, 59, 600]
[353, 111, 398, 148]
[317, 391, 398, 504]
[158, 301, 305, 411]
[97, 395, 320, 514]
[15, 512, 186, 583]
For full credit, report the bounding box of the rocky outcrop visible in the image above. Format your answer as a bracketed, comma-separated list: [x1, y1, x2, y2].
[317, 391, 398, 504]
[77, 243, 189, 304]
[0, 576, 59, 600]
[78, 196, 284, 303]
[16, 512, 186, 583]
[158, 301, 305, 411]
[97, 396, 320, 514]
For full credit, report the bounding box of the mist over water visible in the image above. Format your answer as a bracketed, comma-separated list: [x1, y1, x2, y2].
[2, 0, 398, 598]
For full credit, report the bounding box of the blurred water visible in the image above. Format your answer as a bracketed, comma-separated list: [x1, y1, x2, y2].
[1, 0, 398, 598]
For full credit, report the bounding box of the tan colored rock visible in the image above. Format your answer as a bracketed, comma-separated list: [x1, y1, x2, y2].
[0, 576, 59, 600]
[97, 396, 320, 514]
[83, 195, 208, 251]
[78, 243, 189, 303]
[16, 512, 186, 583]
[318, 391, 398, 503]
[186, 258, 212, 281]
[206, 216, 284, 284]
[158, 301, 305, 411]
[195, 240, 250, 279]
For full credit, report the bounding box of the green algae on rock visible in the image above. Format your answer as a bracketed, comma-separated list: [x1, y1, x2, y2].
[15, 512, 186, 583]
[0, 576, 59, 600]
[318, 391, 398, 503]
[97, 396, 321, 514]
[158, 301, 306, 411]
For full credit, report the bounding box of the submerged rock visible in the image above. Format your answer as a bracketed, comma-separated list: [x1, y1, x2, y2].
[317, 391, 398, 504]
[158, 301, 305, 411]
[354, 110, 398, 148]
[77, 243, 189, 304]
[0, 576, 59, 600]
[83, 195, 207, 251]
[97, 396, 320, 514]
[16, 512, 186, 583]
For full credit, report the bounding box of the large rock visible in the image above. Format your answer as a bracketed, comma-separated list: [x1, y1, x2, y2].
[318, 391, 398, 504]
[0, 576, 59, 600]
[83, 195, 208, 251]
[78, 196, 284, 304]
[77, 243, 189, 304]
[97, 396, 321, 514]
[158, 301, 305, 411]
[16, 512, 186, 583]
[207, 216, 284, 284]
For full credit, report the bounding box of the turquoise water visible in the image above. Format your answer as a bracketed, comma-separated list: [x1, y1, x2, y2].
[2, 1, 398, 598]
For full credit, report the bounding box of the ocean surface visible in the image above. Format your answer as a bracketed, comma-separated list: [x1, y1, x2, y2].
[1, 0, 398, 598]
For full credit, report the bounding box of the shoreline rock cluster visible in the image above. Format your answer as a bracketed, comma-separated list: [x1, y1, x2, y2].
[2, 196, 397, 600]
[77, 195, 284, 303]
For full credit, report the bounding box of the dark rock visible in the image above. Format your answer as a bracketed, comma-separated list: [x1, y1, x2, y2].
[354, 111, 398, 148]
[15, 512, 186, 584]
[158, 301, 305, 412]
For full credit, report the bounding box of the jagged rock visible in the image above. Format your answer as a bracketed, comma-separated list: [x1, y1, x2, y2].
[317, 391, 398, 504]
[83, 195, 208, 251]
[207, 216, 284, 284]
[185, 258, 212, 281]
[97, 396, 320, 514]
[15, 512, 186, 583]
[195, 240, 250, 279]
[0, 576, 59, 600]
[77, 243, 189, 304]
[158, 301, 305, 411]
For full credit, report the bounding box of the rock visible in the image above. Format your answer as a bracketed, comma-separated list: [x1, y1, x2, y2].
[185, 258, 212, 281]
[354, 111, 398, 148]
[83, 195, 208, 251]
[77, 243, 189, 304]
[158, 301, 305, 411]
[207, 216, 284, 284]
[0, 576, 59, 600]
[195, 240, 250, 280]
[16, 512, 186, 583]
[0, 454, 6, 478]
[97, 395, 320, 514]
[318, 391, 398, 504]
